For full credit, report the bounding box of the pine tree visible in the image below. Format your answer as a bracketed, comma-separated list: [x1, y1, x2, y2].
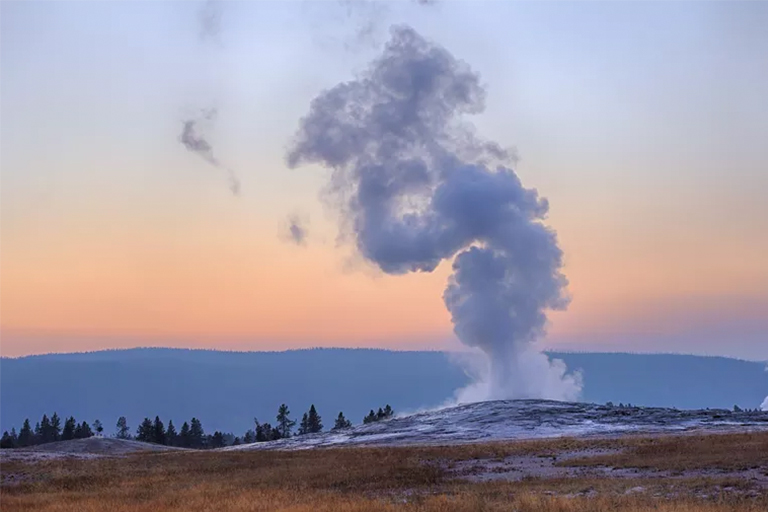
[50, 413, 62, 441]
[333, 412, 352, 430]
[383, 405, 393, 418]
[136, 418, 154, 443]
[210, 431, 225, 448]
[34, 421, 42, 444]
[298, 413, 309, 435]
[307, 405, 322, 433]
[232, 437, 241, 446]
[62, 417, 77, 441]
[0, 431, 15, 449]
[10, 428, 18, 446]
[75, 421, 93, 439]
[189, 418, 204, 448]
[153, 416, 166, 445]
[243, 429, 255, 444]
[116, 417, 130, 439]
[179, 421, 191, 448]
[376, 408, 385, 421]
[166, 420, 178, 447]
[276, 404, 295, 439]
[363, 410, 377, 424]
[18, 419, 34, 447]
[92, 419, 104, 435]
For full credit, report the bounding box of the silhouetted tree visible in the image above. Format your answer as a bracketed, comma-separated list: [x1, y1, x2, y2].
[209, 431, 225, 448]
[189, 418, 205, 448]
[307, 405, 322, 433]
[383, 405, 393, 418]
[62, 417, 77, 441]
[75, 421, 93, 439]
[363, 410, 377, 424]
[116, 417, 130, 439]
[179, 421, 191, 448]
[166, 420, 178, 446]
[136, 418, 154, 443]
[0, 430, 16, 449]
[18, 419, 34, 447]
[153, 416, 166, 445]
[92, 419, 104, 435]
[243, 429, 255, 444]
[276, 404, 295, 438]
[232, 437, 241, 446]
[50, 413, 62, 441]
[333, 412, 352, 430]
[298, 413, 309, 435]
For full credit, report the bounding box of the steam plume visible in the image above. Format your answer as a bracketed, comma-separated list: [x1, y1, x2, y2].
[199, 0, 223, 42]
[179, 110, 240, 195]
[288, 26, 581, 402]
[283, 215, 309, 246]
[761, 396, 768, 412]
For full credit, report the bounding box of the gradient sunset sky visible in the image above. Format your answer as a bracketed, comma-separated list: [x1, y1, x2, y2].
[2, 1, 767, 359]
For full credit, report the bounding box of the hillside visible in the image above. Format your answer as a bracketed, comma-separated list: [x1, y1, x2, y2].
[2, 348, 766, 434]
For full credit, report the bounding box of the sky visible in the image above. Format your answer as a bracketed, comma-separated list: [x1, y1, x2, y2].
[1, 1, 767, 360]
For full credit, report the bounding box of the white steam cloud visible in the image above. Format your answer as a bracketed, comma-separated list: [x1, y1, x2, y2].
[179, 109, 240, 196]
[287, 26, 581, 402]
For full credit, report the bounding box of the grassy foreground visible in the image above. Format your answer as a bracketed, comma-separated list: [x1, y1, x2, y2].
[1, 431, 767, 511]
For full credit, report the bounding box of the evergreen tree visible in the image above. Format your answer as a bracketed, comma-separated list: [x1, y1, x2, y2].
[189, 418, 205, 448]
[243, 429, 255, 444]
[333, 412, 352, 430]
[232, 437, 241, 446]
[34, 421, 42, 444]
[40, 414, 54, 443]
[153, 416, 166, 445]
[376, 408, 385, 421]
[116, 417, 130, 439]
[136, 418, 154, 443]
[62, 417, 77, 441]
[276, 404, 295, 438]
[10, 428, 18, 446]
[75, 421, 93, 439]
[298, 413, 309, 435]
[0, 431, 15, 449]
[307, 405, 322, 433]
[92, 419, 104, 435]
[166, 420, 178, 447]
[363, 410, 377, 424]
[210, 431, 225, 448]
[50, 413, 62, 441]
[271, 426, 281, 440]
[383, 405, 393, 418]
[179, 421, 191, 448]
[255, 422, 267, 442]
[18, 419, 34, 447]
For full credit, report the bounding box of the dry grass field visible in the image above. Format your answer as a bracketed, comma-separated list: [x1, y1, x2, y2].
[1, 431, 767, 511]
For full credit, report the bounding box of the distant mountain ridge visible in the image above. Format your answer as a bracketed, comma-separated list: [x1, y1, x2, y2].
[2, 348, 767, 434]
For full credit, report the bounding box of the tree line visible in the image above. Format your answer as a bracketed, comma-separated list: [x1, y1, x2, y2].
[0, 413, 103, 448]
[0, 403, 394, 449]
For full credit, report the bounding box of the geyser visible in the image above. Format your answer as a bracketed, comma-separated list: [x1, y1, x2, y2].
[287, 26, 581, 402]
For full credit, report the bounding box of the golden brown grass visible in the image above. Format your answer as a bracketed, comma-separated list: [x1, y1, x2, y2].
[2, 431, 767, 511]
[561, 431, 768, 471]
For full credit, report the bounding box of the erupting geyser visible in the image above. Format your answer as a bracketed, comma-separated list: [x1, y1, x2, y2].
[287, 26, 581, 402]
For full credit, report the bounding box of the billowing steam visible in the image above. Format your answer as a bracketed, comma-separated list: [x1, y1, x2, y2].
[761, 396, 768, 412]
[199, 0, 223, 42]
[287, 26, 581, 402]
[179, 109, 241, 195]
